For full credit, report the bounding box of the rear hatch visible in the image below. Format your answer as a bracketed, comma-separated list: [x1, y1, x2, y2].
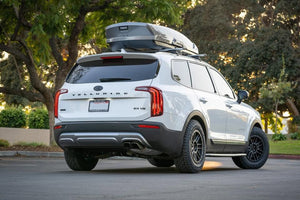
[57, 54, 159, 122]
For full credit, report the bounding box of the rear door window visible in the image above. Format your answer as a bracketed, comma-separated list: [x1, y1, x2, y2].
[171, 60, 191, 87]
[66, 58, 159, 83]
[189, 62, 215, 93]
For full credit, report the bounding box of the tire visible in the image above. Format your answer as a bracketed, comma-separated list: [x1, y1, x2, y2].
[64, 149, 98, 171]
[175, 120, 206, 173]
[147, 158, 174, 167]
[232, 127, 269, 169]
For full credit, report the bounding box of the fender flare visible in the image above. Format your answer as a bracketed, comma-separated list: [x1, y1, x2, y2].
[181, 110, 209, 142]
[247, 119, 263, 141]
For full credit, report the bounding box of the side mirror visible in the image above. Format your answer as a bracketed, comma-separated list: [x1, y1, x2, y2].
[237, 90, 249, 104]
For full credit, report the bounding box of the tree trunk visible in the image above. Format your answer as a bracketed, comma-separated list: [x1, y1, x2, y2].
[264, 117, 268, 134]
[286, 99, 299, 116]
[45, 95, 55, 145]
[275, 100, 278, 134]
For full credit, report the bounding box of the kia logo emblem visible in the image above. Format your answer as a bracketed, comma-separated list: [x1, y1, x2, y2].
[93, 86, 103, 91]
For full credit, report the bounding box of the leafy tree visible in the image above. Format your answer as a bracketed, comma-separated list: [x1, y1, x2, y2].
[0, 54, 30, 106]
[0, 0, 190, 144]
[183, 0, 299, 123]
[259, 58, 292, 134]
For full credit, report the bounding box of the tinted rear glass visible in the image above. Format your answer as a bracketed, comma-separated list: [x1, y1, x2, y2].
[66, 59, 159, 84]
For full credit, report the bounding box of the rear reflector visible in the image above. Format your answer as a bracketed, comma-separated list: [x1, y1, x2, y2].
[101, 56, 123, 60]
[54, 125, 62, 130]
[54, 89, 68, 118]
[138, 125, 160, 129]
[135, 86, 163, 117]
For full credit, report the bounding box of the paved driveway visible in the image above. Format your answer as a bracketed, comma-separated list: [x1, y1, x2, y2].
[0, 157, 299, 200]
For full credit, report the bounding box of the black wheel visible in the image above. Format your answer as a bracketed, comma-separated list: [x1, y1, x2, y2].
[175, 120, 206, 173]
[147, 158, 174, 167]
[232, 127, 269, 169]
[64, 149, 98, 171]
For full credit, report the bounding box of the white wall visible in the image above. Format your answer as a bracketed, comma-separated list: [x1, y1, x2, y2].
[0, 127, 50, 146]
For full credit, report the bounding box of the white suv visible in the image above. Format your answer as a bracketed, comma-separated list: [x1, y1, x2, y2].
[54, 22, 269, 173]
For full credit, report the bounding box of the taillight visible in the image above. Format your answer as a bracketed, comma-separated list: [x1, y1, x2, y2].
[135, 86, 163, 117]
[54, 89, 68, 118]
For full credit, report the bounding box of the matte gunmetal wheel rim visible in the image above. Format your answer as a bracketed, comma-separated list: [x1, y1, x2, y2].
[247, 135, 264, 162]
[190, 130, 204, 167]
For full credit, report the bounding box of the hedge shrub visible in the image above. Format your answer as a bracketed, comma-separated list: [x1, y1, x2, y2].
[28, 108, 49, 129]
[272, 133, 287, 141]
[291, 132, 300, 140]
[0, 107, 26, 128]
[0, 139, 9, 147]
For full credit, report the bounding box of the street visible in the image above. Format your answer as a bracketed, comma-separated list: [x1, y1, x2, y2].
[0, 157, 299, 200]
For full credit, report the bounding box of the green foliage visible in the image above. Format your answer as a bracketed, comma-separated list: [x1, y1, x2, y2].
[0, 107, 26, 128]
[290, 132, 300, 140]
[15, 142, 46, 147]
[0, 139, 10, 147]
[259, 60, 292, 109]
[0, 55, 31, 106]
[183, 0, 299, 116]
[272, 133, 287, 141]
[292, 116, 300, 125]
[28, 109, 49, 129]
[259, 64, 292, 134]
[269, 139, 300, 155]
[262, 113, 283, 133]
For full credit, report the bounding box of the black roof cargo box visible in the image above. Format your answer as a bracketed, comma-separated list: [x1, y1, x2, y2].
[106, 22, 198, 55]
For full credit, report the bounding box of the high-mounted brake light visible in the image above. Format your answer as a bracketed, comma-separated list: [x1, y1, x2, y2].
[101, 56, 123, 60]
[54, 89, 68, 118]
[135, 86, 163, 117]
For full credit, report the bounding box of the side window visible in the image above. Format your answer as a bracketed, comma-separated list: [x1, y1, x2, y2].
[171, 60, 191, 87]
[208, 68, 235, 99]
[189, 62, 215, 93]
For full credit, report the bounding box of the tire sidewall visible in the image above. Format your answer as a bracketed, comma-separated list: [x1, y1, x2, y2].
[188, 124, 206, 169]
[242, 127, 269, 168]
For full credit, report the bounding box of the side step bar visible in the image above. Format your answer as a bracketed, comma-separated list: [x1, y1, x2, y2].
[206, 153, 246, 157]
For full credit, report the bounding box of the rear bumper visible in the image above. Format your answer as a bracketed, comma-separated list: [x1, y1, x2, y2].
[54, 121, 183, 157]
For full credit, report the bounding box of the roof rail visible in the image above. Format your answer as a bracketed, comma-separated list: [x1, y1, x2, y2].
[188, 54, 207, 60]
[159, 48, 184, 54]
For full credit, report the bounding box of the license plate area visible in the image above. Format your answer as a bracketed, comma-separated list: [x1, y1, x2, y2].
[89, 100, 110, 112]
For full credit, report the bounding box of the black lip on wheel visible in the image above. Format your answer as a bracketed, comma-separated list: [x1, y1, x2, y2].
[190, 130, 204, 166]
[247, 135, 264, 162]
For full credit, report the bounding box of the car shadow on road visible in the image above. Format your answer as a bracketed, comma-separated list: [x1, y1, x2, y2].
[90, 167, 240, 174]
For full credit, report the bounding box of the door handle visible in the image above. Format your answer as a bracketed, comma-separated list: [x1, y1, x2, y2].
[226, 104, 232, 109]
[199, 98, 208, 104]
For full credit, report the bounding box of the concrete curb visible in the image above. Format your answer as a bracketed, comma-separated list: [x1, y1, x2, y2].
[0, 151, 64, 158]
[268, 154, 300, 160]
[1, 151, 300, 160]
[0, 151, 143, 160]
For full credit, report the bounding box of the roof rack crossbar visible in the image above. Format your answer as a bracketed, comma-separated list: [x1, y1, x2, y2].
[159, 48, 184, 53]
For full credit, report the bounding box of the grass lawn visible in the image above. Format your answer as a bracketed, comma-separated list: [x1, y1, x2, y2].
[269, 139, 300, 155]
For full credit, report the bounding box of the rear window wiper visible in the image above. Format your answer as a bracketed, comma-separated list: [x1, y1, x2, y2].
[99, 78, 132, 82]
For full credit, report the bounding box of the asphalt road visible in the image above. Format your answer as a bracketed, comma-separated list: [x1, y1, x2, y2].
[0, 157, 299, 200]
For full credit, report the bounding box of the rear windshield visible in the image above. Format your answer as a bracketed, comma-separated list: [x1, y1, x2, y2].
[66, 58, 159, 84]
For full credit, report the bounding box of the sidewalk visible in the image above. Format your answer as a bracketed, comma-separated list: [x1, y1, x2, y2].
[0, 150, 299, 160]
